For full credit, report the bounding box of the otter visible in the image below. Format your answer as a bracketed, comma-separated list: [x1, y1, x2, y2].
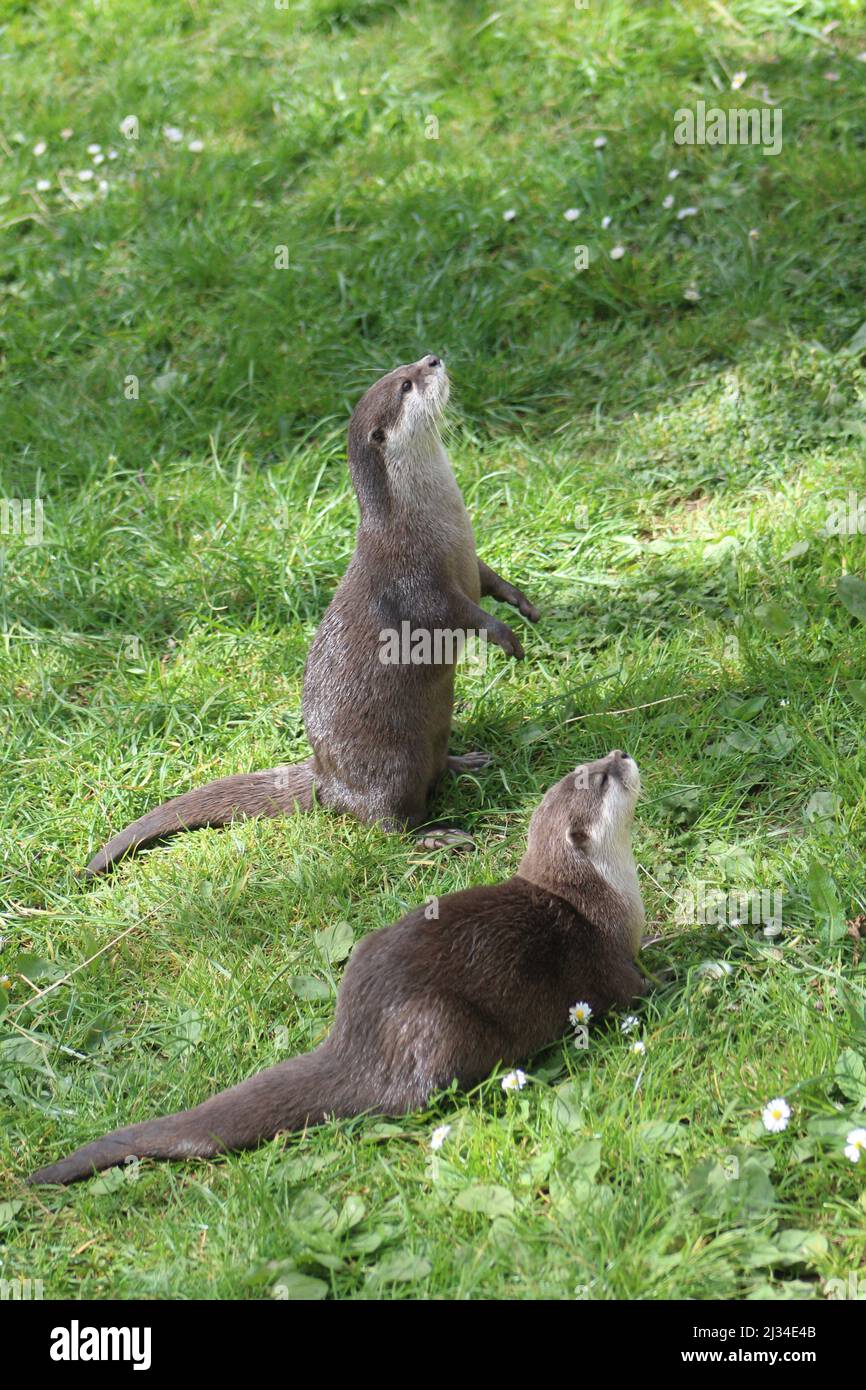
[86, 355, 538, 876]
[30, 750, 646, 1185]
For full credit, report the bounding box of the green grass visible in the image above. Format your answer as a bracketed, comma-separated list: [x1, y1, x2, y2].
[3, 0, 866, 1300]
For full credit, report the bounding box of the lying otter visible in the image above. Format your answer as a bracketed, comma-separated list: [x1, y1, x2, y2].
[86, 355, 538, 875]
[31, 751, 646, 1185]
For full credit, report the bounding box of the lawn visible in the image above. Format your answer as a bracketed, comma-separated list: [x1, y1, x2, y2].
[2, 0, 866, 1300]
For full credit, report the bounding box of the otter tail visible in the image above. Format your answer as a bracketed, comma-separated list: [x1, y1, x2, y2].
[85, 758, 316, 877]
[28, 1044, 357, 1186]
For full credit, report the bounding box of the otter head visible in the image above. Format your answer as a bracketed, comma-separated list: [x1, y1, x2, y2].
[518, 750, 644, 944]
[347, 355, 449, 511]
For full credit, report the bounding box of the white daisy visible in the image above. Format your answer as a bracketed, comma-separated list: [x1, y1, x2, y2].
[430, 1124, 452, 1150]
[60, 127, 73, 140]
[107, 149, 119, 160]
[749, 229, 760, 241]
[683, 287, 701, 302]
[677, 206, 698, 219]
[501, 1069, 527, 1092]
[502, 208, 516, 222]
[731, 71, 747, 91]
[87, 142, 101, 155]
[593, 136, 607, 149]
[844, 1128, 866, 1163]
[668, 168, 679, 180]
[77, 169, 94, 181]
[93, 152, 105, 164]
[569, 1001, 593, 1027]
[563, 207, 581, 221]
[609, 245, 625, 260]
[621, 1015, 639, 1034]
[188, 139, 204, 153]
[33, 140, 46, 156]
[662, 194, 674, 209]
[631, 1040, 647, 1055]
[761, 1097, 791, 1133]
[601, 214, 612, 229]
[163, 125, 183, 144]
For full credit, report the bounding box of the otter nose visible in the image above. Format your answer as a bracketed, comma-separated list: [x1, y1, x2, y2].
[611, 749, 631, 761]
[426, 355, 442, 368]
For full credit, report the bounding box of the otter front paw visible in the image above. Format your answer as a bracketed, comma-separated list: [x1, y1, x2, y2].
[508, 587, 540, 622]
[491, 620, 525, 660]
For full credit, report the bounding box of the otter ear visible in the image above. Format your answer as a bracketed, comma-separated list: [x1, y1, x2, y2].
[567, 825, 589, 853]
[370, 426, 386, 445]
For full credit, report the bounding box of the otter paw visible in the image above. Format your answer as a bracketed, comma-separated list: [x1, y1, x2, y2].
[513, 592, 540, 622]
[495, 624, 525, 660]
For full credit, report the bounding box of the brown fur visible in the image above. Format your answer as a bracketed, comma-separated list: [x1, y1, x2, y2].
[30, 752, 646, 1185]
[86, 355, 537, 875]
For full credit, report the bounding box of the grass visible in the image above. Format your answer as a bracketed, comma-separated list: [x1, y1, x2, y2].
[2, 0, 866, 1299]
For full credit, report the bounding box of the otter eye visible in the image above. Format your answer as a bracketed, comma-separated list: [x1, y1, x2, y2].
[401, 379, 413, 393]
[370, 427, 385, 444]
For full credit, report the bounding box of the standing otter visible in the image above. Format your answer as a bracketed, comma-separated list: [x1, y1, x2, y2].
[31, 751, 645, 1185]
[86, 355, 538, 876]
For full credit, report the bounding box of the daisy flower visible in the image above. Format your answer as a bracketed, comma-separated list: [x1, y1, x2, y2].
[843, 1128, 866, 1163]
[569, 1001, 593, 1027]
[677, 206, 698, 220]
[731, 71, 747, 91]
[502, 1069, 527, 1092]
[668, 168, 679, 181]
[762, 1097, 791, 1133]
[502, 208, 516, 222]
[33, 140, 46, 156]
[563, 208, 581, 221]
[631, 1040, 646, 1055]
[609, 245, 625, 260]
[36, 179, 51, 192]
[87, 143, 101, 155]
[601, 214, 612, 229]
[593, 136, 607, 149]
[188, 139, 204, 153]
[621, 1015, 639, 1034]
[430, 1124, 452, 1151]
[683, 287, 701, 303]
[77, 169, 94, 181]
[662, 194, 674, 209]
[163, 125, 183, 144]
